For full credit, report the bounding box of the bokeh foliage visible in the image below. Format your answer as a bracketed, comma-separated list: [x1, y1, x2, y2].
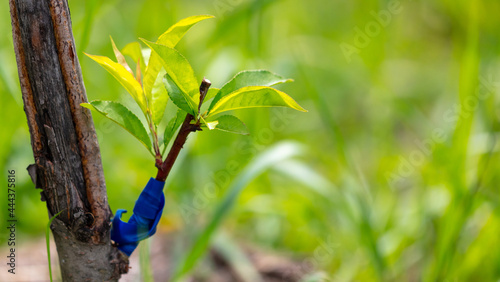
[1, 0, 499, 281]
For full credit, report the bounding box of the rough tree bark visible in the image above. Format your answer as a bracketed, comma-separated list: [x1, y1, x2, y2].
[9, 0, 128, 280]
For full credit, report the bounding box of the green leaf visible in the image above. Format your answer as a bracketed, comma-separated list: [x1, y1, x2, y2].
[163, 109, 187, 150]
[212, 115, 249, 135]
[208, 86, 307, 117]
[142, 40, 200, 99]
[81, 101, 152, 154]
[143, 15, 214, 100]
[110, 36, 133, 74]
[157, 15, 214, 48]
[122, 41, 146, 73]
[204, 87, 220, 102]
[143, 51, 162, 102]
[151, 69, 169, 125]
[163, 74, 198, 116]
[208, 70, 292, 113]
[172, 142, 304, 281]
[85, 53, 147, 114]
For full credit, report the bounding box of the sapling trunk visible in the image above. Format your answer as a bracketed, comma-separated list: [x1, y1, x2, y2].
[9, 0, 128, 280]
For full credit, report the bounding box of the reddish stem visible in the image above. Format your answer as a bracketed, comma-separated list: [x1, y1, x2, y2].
[155, 78, 211, 182]
[156, 114, 195, 181]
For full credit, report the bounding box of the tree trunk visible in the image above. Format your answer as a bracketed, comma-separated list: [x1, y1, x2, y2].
[9, 0, 128, 280]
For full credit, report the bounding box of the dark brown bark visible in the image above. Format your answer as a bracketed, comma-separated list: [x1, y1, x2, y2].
[9, 0, 128, 280]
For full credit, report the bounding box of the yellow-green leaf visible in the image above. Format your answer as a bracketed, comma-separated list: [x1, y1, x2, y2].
[143, 15, 214, 101]
[81, 101, 152, 155]
[85, 53, 147, 114]
[110, 36, 133, 75]
[157, 15, 214, 47]
[142, 40, 199, 98]
[122, 41, 146, 73]
[208, 86, 307, 117]
[208, 70, 292, 113]
[151, 69, 169, 125]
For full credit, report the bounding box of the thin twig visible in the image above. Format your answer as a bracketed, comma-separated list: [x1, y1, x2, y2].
[155, 78, 211, 182]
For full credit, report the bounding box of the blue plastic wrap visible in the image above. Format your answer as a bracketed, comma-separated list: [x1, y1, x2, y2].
[111, 177, 165, 256]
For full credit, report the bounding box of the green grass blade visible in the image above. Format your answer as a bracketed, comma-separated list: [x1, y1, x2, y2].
[139, 240, 154, 282]
[172, 141, 304, 280]
[46, 210, 64, 282]
[427, 2, 480, 280]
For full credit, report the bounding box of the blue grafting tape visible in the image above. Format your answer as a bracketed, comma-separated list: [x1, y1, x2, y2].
[111, 177, 165, 256]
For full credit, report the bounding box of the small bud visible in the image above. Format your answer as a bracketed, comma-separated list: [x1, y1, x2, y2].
[199, 78, 212, 111]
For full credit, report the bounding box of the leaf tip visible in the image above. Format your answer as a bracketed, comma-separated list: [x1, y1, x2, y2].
[196, 14, 216, 20]
[139, 38, 152, 45]
[80, 102, 93, 110]
[110, 36, 118, 50]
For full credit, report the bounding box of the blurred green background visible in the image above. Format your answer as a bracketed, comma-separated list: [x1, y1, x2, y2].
[1, 0, 500, 281]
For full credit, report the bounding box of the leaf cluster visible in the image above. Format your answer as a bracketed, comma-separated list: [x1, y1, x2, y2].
[82, 15, 306, 161]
